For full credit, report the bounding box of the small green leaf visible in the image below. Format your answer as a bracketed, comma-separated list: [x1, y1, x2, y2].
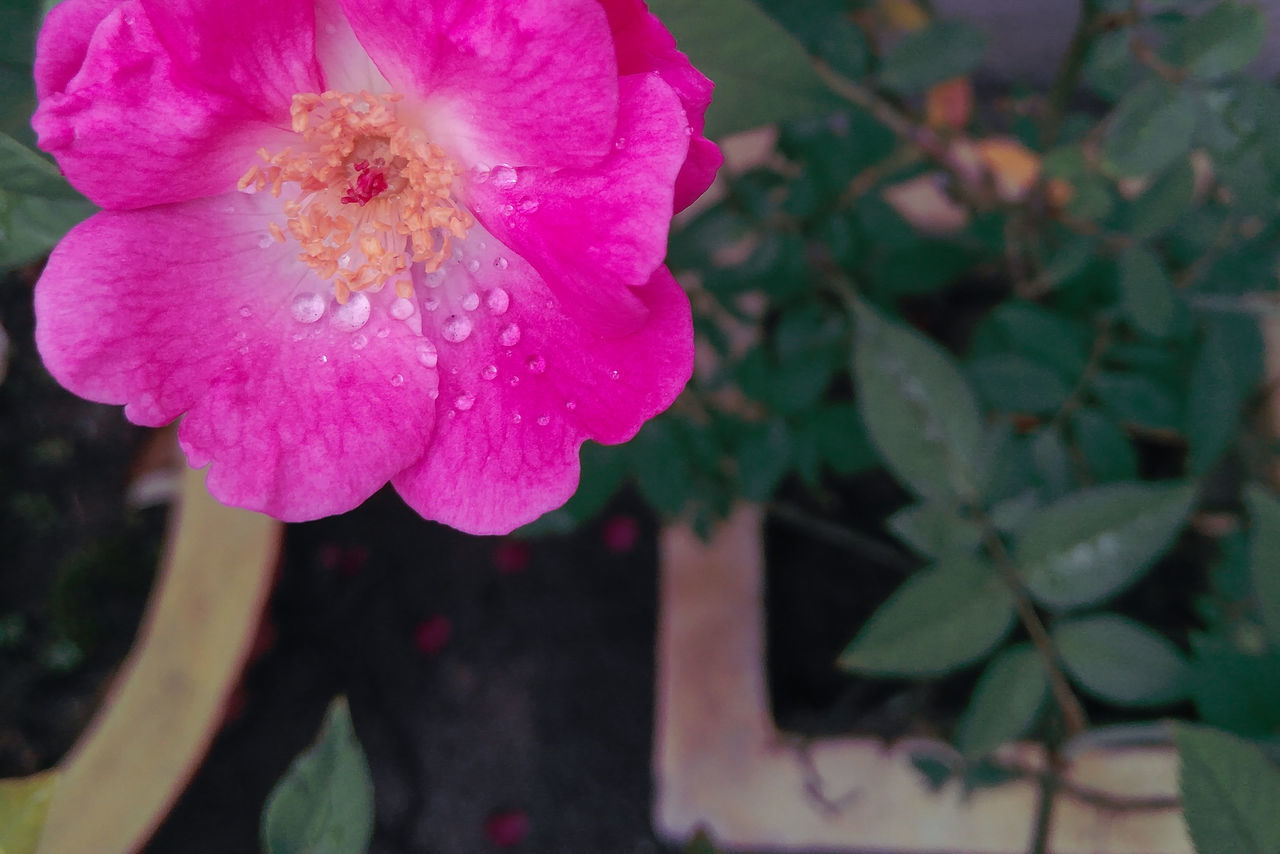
[1175, 724, 1280, 854]
[261, 697, 375, 854]
[1246, 485, 1280, 649]
[853, 301, 984, 502]
[878, 20, 987, 93]
[1117, 246, 1176, 338]
[0, 133, 83, 199]
[1054, 614, 1190, 706]
[1166, 2, 1266, 80]
[1103, 80, 1198, 177]
[969, 301, 1090, 382]
[954, 645, 1047, 759]
[968, 354, 1072, 414]
[1070, 409, 1138, 484]
[647, 0, 839, 136]
[1090, 371, 1181, 432]
[735, 418, 791, 501]
[1189, 636, 1280, 736]
[1014, 481, 1195, 611]
[886, 500, 983, 559]
[0, 771, 57, 854]
[630, 418, 694, 517]
[1187, 317, 1262, 474]
[837, 554, 1015, 678]
[1122, 160, 1196, 238]
[0, 191, 96, 268]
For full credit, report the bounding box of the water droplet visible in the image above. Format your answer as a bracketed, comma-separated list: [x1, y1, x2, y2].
[238, 345, 250, 355]
[423, 296, 441, 312]
[330, 292, 371, 331]
[473, 167, 490, 184]
[486, 287, 510, 315]
[493, 256, 509, 271]
[537, 415, 550, 426]
[500, 203, 515, 217]
[318, 354, 329, 364]
[518, 198, 538, 213]
[376, 326, 390, 339]
[482, 364, 498, 380]
[614, 136, 626, 149]
[390, 373, 405, 387]
[351, 333, 368, 350]
[610, 369, 620, 380]
[489, 164, 517, 188]
[390, 297, 415, 320]
[466, 258, 480, 273]
[429, 388, 440, 400]
[455, 393, 476, 411]
[416, 341, 439, 368]
[565, 400, 577, 410]
[291, 292, 326, 324]
[526, 354, 546, 374]
[238, 305, 252, 318]
[257, 234, 274, 248]
[339, 252, 353, 268]
[462, 292, 480, 311]
[425, 270, 446, 288]
[235, 331, 248, 342]
[442, 314, 473, 343]
[512, 413, 522, 424]
[499, 323, 521, 346]
[508, 375, 520, 387]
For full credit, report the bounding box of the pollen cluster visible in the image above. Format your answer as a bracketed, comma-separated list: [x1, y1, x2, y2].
[239, 91, 474, 303]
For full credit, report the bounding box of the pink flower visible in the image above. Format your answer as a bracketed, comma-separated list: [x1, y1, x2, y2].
[33, 0, 720, 534]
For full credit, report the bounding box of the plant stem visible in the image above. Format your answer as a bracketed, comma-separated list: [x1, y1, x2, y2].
[1043, 0, 1105, 146]
[976, 520, 1090, 738]
[1029, 750, 1059, 854]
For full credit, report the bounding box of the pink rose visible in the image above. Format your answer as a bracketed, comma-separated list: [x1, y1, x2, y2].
[33, 0, 719, 533]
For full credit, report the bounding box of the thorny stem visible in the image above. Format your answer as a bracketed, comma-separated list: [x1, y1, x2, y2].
[976, 518, 1090, 739]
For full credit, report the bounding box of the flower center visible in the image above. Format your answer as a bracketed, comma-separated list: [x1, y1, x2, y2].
[239, 90, 474, 303]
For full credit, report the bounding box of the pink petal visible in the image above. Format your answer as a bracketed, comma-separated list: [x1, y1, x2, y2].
[338, 0, 618, 170]
[32, 0, 321, 209]
[597, 0, 723, 210]
[35, 194, 439, 521]
[392, 255, 692, 535]
[465, 74, 688, 337]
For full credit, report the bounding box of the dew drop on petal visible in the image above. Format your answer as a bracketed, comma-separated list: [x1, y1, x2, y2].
[508, 375, 520, 387]
[455, 393, 475, 411]
[390, 297, 416, 320]
[425, 270, 446, 288]
[291, 292, 326, 324]
[493, 256, 509, 271]
[330, 292, 371, 332]
[610, 369, 620, 380]
[319, 354, 329, 364]
[500, 203, 514, 217]
[537, 415, 550, 426]
[466, 258, 480, 273]
[423, 296, 441, 312]
[482, 364, 498, 380]
[499, 323, 521, 346]
[526, 354, 546, 374]
[489, 164, 517, 188]
[486, 287, 510, 315]
[462, 292, 480, 311]
[512, 413, 522, 424]
[518, 198, 538, 213]
[615, 136, 626, 149]
[390, 373, 405, 387]
[565, 400, 577, 410]
[351, 333, 368, 350]
[238, 305, 252, 318]
[376, 326, 390, 339]
[257, 234, 274, 248]
[442, 314, 473, 343]
[416, 341, 439, 368]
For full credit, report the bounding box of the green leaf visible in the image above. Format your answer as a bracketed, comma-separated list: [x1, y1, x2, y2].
[1083, 28, 1140, 102]
[1071, 408, 1138, 484]
[886, 500, 983, 559]
[969, 301, 1090, 383]
[1123, 160, 1196, 239]
[646, 0, 839, 137]
[1246, 485, 1280, 649]
[954, 645, 1047, 759]
[1014, 481, 1195, 611]
[630, 418, 694, 517]
[1103, 80, 1198, 178]
[1117, 246, 1176, 338]
[0, 771, 56, 854]
[852, 301, 984, 502]
[1187, 316, 1262, 474]
[808, 403, 878, 476]
[0, 191, 96, 268]
[735, 418, 791, 501]
[261, 697, 375, 854]
[0, 133, 83, 199]
[968, 354, 1072, 414]
[878, 20, 987, 93]
[1090, 371, 1181, 432]
[1054, 614, 1190, 706]
[1189, 636, 1280, 736]
[1166, 2, 1266, 80]
[837, 554, 1015, 678]
[1175, 724, 1280, 854]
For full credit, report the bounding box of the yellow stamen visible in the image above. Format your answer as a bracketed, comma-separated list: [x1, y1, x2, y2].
[240, 90, 474, 303]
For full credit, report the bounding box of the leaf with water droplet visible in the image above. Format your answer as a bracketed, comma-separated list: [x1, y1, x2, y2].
[1013, 481, 1196, 612]
[852, 300, 984, 503]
